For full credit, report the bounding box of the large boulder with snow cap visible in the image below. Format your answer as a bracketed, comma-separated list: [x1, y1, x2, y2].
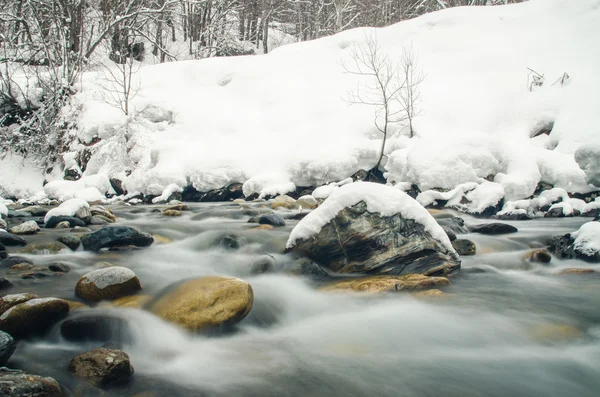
[81, 226, 154, 251]
[548, 221, 600, 262]
[286, 182, 460, 276]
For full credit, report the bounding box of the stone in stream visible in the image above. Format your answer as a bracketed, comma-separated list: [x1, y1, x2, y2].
[61, 314, 130, 343]
[74, 205, 92, 223]
[48, 262, 71, 273]
[57, 235, 81, 250]
[9, 220, 40, 235]
[56, 221, 71, 229]
[148, 276, 253, 331]
[442, 227, 457, 242]
[469, 222, 518, 235]
[286, 183, 460, 276]
[162, 209, 181, 217]
[90, 205, 116, 222]
[0, 242, 5, 251]
[0, 277, 12, 291]
[76, 267, 142, 302]
[436, 216, 469, 234]
[0, 293, 38, 314]
[0, 256, 34, 268]
[452, 239, 477, 256]
[90, 215, 110, 225]
[258, 213, 286, 227]
[524, 249, 552, 263]
[0, 297, 69, 338]
[0, 330, 16, 366]
[80, 226, 154, 252]
[548, 222, 600, 262]
[19, 205, 48, 217]
[45, 215, 86, 228]
[0, 368, 63, 397]
[0, 232, 27, 246]
[321, 274, 450, 293]
[17, 241, 69, 254]
[0, 219, 7, 230]
[69, 347, 134, 387]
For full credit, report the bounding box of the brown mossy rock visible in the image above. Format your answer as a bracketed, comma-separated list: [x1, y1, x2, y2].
[320, 274, 450, 293]
[162, 209, 181, 217]
[108, 295, 151, 308]
[17, 241, 69, 254]
[0, 368, 63, 397]
[452, 239, 476, 256]
[0, 293, 38, 315]
[148, 276, 253, 331]
[69, 347, 134, 387]
[412, 289, 446, 298]
[76, 267, 142, 302]
[525, 249, 552, 263]
[289, 201, 460, 276]
[0, 297, 69, 338]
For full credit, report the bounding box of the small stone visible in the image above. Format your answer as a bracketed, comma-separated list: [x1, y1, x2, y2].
[152, 234, 171, 244]
[48, 262, 71, 273]
[90, 215, 110, 225]
[321, 274, 450, 293]
[0, 278, 12, 291]
[251, 224, 274, 231]
[71, 226, 92, 233]
[163, 209, 181, 217]
[17, 241, 69, 254]
[56, 221, 71, 229]
[90, 205, 116, 222]
[469, 223, 518, 235]
[0, 330, 16, 366]
[0, 256, 34, 268]
[9, 220, 40, 235]
[69, 348, 134, 387]
[258, 214, 286, 227]
[19, 205, 48, 217]
[250, 255, 276, 274]
[0, 368, 62, 397]
[80, 226, 154, 252]
[57, 235, 81, 250]
[11, 263, 34, 271]
[452, 239, 476, 256]
[443, 227, 457, 242]
[76, 267, 142, 302]
[167, 204, 189, 212]
[525, 249, 552, 263]
[0, 219, 7, 230]
[296, 195, 318, 209]
[412, 289, 445, 298]
[0, 297, 69, 338]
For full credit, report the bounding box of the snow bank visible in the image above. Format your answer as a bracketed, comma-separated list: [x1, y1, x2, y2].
[0, 203, 7, 217]
[44, 198, 90, 223]
[572, 222, 600, 257]
[44, 175, 114, 201]
[286, 182, 453, 252]
[0, 154, 45, 199]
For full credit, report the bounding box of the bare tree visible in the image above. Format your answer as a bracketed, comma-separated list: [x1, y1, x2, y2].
[343, 32, 424, 172]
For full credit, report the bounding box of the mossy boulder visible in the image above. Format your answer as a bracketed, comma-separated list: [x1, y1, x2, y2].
[0, 297, 69, 338]
[76, 267, 142, 302]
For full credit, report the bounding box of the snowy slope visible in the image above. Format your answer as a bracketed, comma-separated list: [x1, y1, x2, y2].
[3, 0, 600, 207]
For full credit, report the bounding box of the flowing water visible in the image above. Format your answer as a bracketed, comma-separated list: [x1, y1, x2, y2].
[6, 203, 600, 397]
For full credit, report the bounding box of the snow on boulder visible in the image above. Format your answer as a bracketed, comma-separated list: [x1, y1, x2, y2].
[0, 204, 6, 218]
[152, 183, 183, 204]
[286, 182, 459, 276]
[44, 175, 114, 201]
[548, 221, 600, 263]
[73, 187, 105, 203]
[242, 172, 296, 199]
[575, 145, 600, 187]
[44, 199, 90, 224]
[75, 267, 141, 302]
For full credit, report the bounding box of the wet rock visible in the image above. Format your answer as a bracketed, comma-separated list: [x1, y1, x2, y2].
[48, 262, 71, 273]
[452, 239, 476, 256]
[76, 267, 142, 302]
[545, 207, 580, 218]
[90, 205, 116, 222]
[436, 216, 469, 234]
[0, 330, 16, 366]
[250, 255, 276, 274]
[0, 219, 6, 230]
[321, 274, 450, 293]
[258, 214, 286, 227]
[270, 195, 296, 210]
[21, 271, 53, 279]
[0, 277, 12, 291]
[81, 226, 154, 252]
[57, 235, 81, 251]
[109, 295, 151, 308]
[547, 233, 600, 262]
[557, 268, 596, 275]
[71, 226, 92, 233]
[61, 314, 130, 343]
[0, 368, 63, 397]
[496, 212, 532, 221]
[0, 242, 4, 251]
[17, 241, 69, 254]
[296, 195, 318, 210]
[20, 205, 48, 217]
[75, 206, 92, 223]
[45, 216, 86, 228]
[148, 276, 253, 331]
[442, 227, 457, 242]
[162, 209, 181, 217]
[0, 297, 69, 338]
[0, 256, 34, 268]
[469, 223, 518, 235]
[9, 220, 40, 235]
[0, 232, 27, 246]
[0, 293, 38, 314]
[7, 210, 29, 218]
[167, 204, 190, 212]
[182, 183, 244, 202]
[525, 249, 552, 263]
[69, 347, 134, 387]
[11, 263, 33, 271]
[290, 258, 330, 279]
[0, 251, 6, 259]
[288, 201, 460, 276]
[90, 215, 110, 225]
[56, 221, 71, 229]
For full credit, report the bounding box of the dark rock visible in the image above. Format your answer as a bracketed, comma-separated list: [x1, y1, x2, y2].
[0, 368, 63, 397]
[64, 167, 81, 181]
[291, 212, 309, 220]
[0, 256, 34, 268]
[45, 216, 86, 228]
[61, 314, 130, 343]
[0, 232, 27, 246]
[69, 347, 134, 387]
[351, 167, 386, 184]
[258, 214, 286, 227]
[0, 252, 6, 259]
[0, 277, 12, 291]
[469, 223, 518, 235]
[76, 267, 142, 301]
[250, 255, 276, 274]
[452, 239, 476, 256]
[21, 271, 53, 279]
[0, 330, 16, 366]
[526, 249, 552, 264]
[48, 262, 71, 273]
[0, 297, 69, 338]
[110, 178, 126, 196]
[545, 207, 580, 218]
[442, 227, 457, 242]
[182, 183, 244, 202]
[436, 216, 469, 234]
[287, 201, 460, 276]
[218, 234, 245, 250]
[548, 233, 600, 262]
[292, 258, 330, 279]
[57, 235, 81, 250]
[496, 212, 532, 221]
[0, 242, 5, 251]
[6, 210, 29, 218]
[80, 226, 154, 252]
[581, 208, 600, 218]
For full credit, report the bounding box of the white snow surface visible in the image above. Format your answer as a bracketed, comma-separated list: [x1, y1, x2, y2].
[81, 267, 137, 290]
[286, 182, 454, 253]
[44, 198, 90, 223]
[572, 222, 600, 256]
[0, 203, 6, 217]
[44, 175, 114, 201]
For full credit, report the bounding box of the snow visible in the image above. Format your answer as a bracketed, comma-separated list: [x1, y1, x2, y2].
[152, 183, 183, 203]
[572, 222, 600, 256]
[0, 203, 6, 217]
[81, 267, 137, 289]
[0, 154, 45, 199]
[44, 198, 90, 223]
[575, 144, 600, 187]
[286, 181, 454, 253]
[44, 175, 114, 201]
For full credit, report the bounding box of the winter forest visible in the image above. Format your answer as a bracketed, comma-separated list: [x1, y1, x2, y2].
[1, 1, 600, 397]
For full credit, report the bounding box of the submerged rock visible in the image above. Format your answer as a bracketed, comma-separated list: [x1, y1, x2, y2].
[0, 297, 69, 338]
[69, 347, 134, 387]
[321, 274, 450, 293]
[525, 249, 552, 263]
[148, 276, 253, 331]
[81, 226, 154, 252]
[452, 239, 476, 256]
[258, 214, 286, 227]
[17, 241, 69, 254]
[0, 330, 16, 366]
[469, 223, 518, 235]
[0, 256, 33, 268]
[76, 267, 142, 302]
[0, 368, 63, 397]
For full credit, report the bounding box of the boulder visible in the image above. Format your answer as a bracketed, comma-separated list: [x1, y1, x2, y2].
[81, 226, 154, 252]
[61, 314, 130, 343]
[287, 195, 460, 276]
[0, 256, 34, 268]
[0, 232, 27, 246]
[0, 297, 69, 338]
[0, 293, 38, 314]
[469, 223, 518, 235]
[76, 267, 142, 302]
[433, 216, 469, 234]
[0, 330, 16, 366]
[452, 239, 476, 256]
[9, 220, 40, 235]
[258, 214, 286, 227]
[90, 215, 110, 225]
[148, 276, 253, 331]
[45, 216, 86, 228]
[0, 368, 63, 397]
[548, 222, 600, 262]
[19, 205, 48, 217]
[0, 277, 12, 291]
[296, 195, 318, 209]
[57, 235, 81, 250]
[69, 348, 134, 387]
[321, 274, 450, 293]
[90, 205, 116, 222]
[17, 241, 69, 254]
[75, 206, 92, 223]
[525, 249, 552, 263]
[48, 262, 71, 273]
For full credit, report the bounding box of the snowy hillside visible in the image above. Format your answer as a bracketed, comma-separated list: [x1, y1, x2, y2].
[3, 0, 600, 210]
